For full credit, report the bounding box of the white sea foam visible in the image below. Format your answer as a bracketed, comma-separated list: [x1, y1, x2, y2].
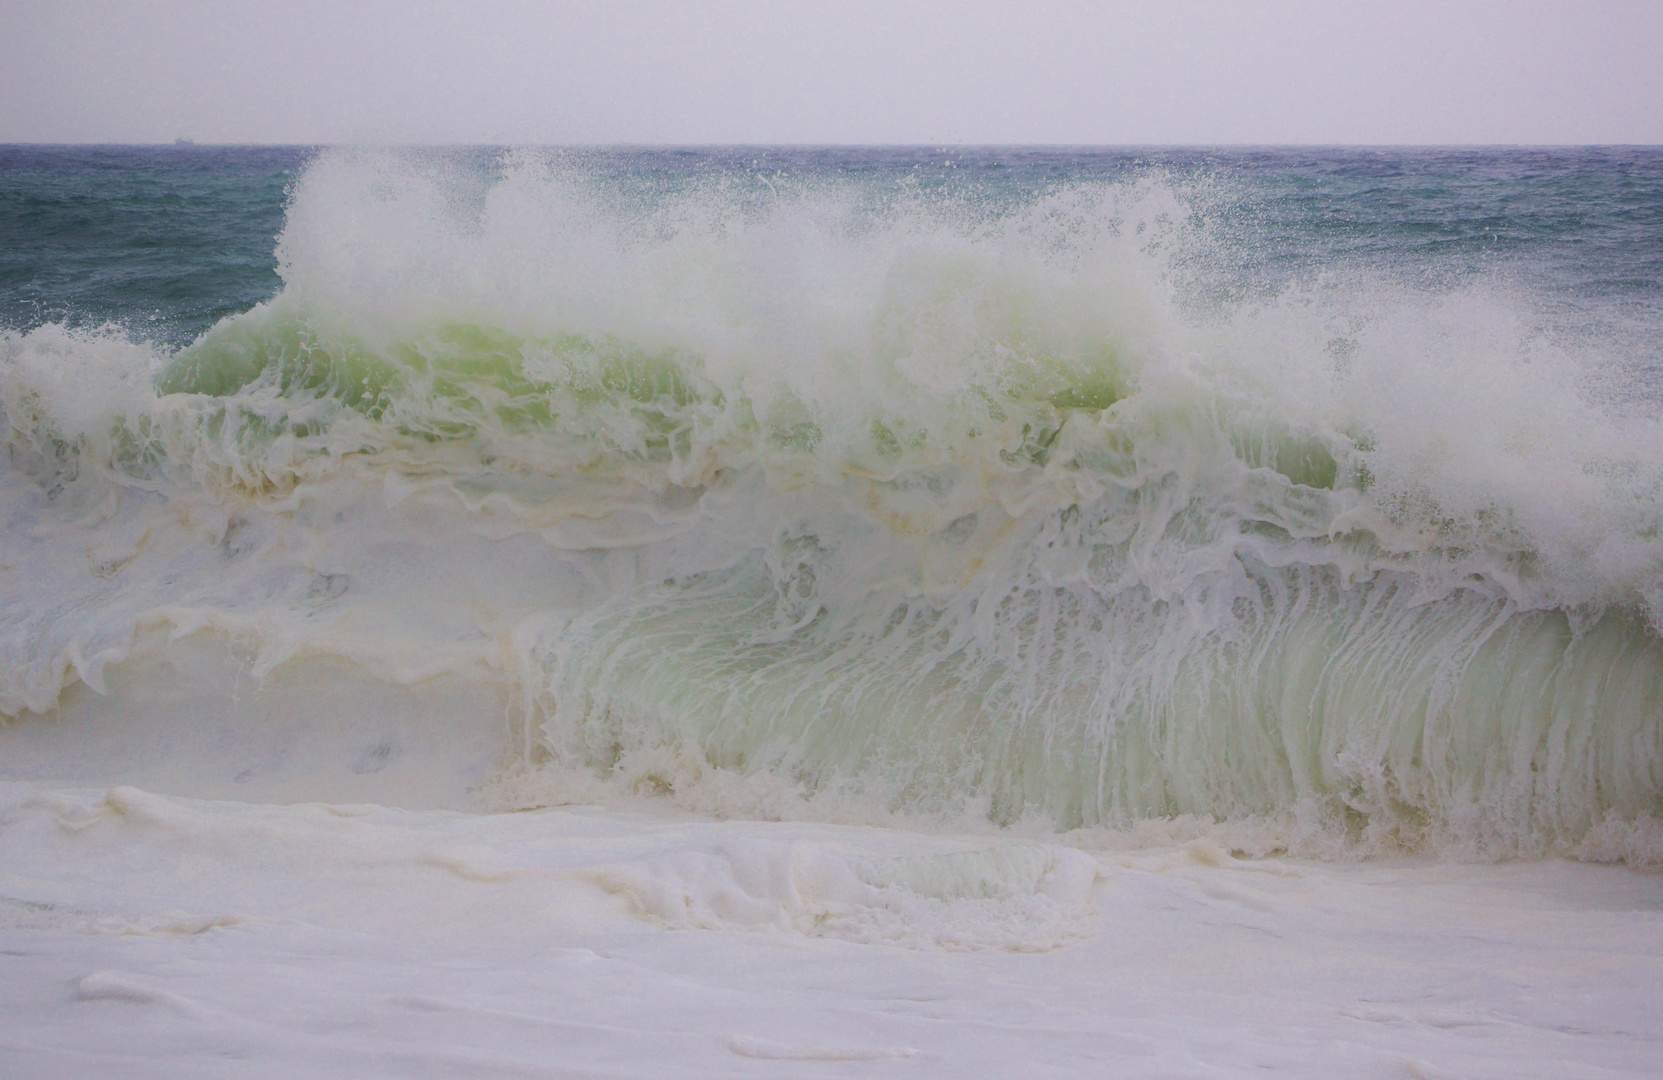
[1, 779, 1658, 1078]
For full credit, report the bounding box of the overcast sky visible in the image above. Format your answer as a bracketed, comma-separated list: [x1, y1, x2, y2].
[3, 0, 1660, 145]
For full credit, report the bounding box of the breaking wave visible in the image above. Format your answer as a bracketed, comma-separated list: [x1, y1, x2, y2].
[3, 149, 1660, 864]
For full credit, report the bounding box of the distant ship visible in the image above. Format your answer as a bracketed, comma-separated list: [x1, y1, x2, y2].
[174, 138, 195, 146]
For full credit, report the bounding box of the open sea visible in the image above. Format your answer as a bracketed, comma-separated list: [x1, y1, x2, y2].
[2, 145, 1660, 1078]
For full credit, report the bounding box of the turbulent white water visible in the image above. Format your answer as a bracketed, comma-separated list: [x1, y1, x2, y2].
[2, 150, 1661, 864]
[3, 147, 1662, 1079]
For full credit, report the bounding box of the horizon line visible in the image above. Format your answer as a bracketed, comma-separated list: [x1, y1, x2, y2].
[5, 140, 1662, 150]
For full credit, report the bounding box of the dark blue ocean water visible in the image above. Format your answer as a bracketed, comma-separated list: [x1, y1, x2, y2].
[0, 146, 307, 343]
[4, 145, 1661, 353]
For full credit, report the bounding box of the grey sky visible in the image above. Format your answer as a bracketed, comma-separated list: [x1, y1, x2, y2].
[3, 0, 1660, 144]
